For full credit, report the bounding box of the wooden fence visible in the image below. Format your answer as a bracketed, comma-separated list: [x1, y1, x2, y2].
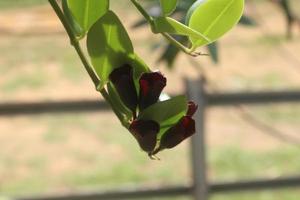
[1, 78, 300, 200]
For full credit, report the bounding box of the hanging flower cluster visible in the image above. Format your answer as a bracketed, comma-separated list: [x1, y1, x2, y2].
[109, 64, 197, 157]
[109, 64, 167, 118]
[51, 0, 244, 158]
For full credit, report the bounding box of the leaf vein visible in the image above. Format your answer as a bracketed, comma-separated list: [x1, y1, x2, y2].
[204, 0, 236, 37]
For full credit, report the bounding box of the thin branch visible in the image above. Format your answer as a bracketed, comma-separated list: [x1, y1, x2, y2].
[130, 0, 154, 26]
[48, 0, 99, 86]
[48, 0, 130, 128]
[130, 0, 200, 56]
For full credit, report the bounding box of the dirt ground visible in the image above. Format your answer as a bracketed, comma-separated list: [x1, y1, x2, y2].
[1, 1, 300, 197]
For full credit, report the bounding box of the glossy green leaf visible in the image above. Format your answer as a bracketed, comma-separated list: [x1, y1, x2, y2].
[87, 11, 134, 88]
[67, 0, 109, 32]
[159, 0, 178, 16]
[186, 0, 244, 47]
[138, 95, 187, 137]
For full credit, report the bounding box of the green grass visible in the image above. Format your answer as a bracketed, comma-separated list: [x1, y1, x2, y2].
[1, 111, 300, 199]
[243, 104, 300, 124]
[209, 145, 300, 180]
[0, 35, 86, 95]
[1, 72, 46, 92]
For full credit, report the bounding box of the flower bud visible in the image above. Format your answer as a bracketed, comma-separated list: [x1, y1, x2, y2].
[129, 119, 160, 152]
[139, 72, 167, 110]
[109, 64, 138, 114]
[159, 116, 195, 149]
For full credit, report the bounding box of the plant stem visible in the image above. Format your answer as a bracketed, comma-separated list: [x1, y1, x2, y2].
[48, 0, 99, 86]
[48, 0, 129, 128]
[130, 0, 199, 56]
[130, 0, 154, 27]
[161, 32, 193, 54]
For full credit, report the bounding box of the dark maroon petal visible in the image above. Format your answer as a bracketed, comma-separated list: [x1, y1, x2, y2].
[109, 64, 138, 114]
[187, 101, 198, 117]
[139, 72, 167, 110]
[159, 116, 195, 149]
[129, 120, 160, 152]
[181, 116, 195, 138]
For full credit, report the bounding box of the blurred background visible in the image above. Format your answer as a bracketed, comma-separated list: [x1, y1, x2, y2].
[0, 0, 300, 199]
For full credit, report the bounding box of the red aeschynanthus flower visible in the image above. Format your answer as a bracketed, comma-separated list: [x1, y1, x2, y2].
[159, 116, 195, 149]
[109, 64, 138, 115]
[129, 119, 160, 152]
[139, 72, 166, 110]
[187, 101, 198, 117]
[155, 101, 198, 153]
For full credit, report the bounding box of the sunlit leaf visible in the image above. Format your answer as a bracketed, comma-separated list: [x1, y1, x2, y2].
[87, 11, 134, 88]
[67, 0, 109, 32]
[186, 0, 244, 47]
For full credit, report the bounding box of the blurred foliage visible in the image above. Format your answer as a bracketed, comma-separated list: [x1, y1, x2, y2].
[276, 0, 300, 38]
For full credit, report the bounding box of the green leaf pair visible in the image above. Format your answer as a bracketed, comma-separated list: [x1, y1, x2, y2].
[57, 0, 244, 156]
[154, 0, 244, 52]
[65, 0, 147, 90]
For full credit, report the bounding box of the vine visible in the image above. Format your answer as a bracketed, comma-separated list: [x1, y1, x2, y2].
[48, 0, 244, 158]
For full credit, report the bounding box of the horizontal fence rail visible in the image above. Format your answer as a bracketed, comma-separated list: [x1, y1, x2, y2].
[15, 185, 192, 200]
[2, 90, 300, 116]
[15, 176, 300, 200]
[0, 100, 110, 116]
[206, 90, 300, 106]
[210, 176, 300, 193]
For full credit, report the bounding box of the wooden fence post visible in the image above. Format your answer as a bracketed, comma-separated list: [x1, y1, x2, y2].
[186, 78, 208, 200]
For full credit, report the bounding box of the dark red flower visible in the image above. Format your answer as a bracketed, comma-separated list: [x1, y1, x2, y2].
[129, 119, 160, 152]
[109, 64, 138, 115]
[187, 101, 198, 117]
[159, 116, 195, 149]
[139, 72, 167, 110]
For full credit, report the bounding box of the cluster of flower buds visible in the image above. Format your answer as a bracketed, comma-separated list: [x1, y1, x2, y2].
[109, 64, 197, 157]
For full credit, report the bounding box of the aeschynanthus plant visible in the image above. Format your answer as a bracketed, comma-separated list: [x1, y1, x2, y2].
[48, 0, 244, 158]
